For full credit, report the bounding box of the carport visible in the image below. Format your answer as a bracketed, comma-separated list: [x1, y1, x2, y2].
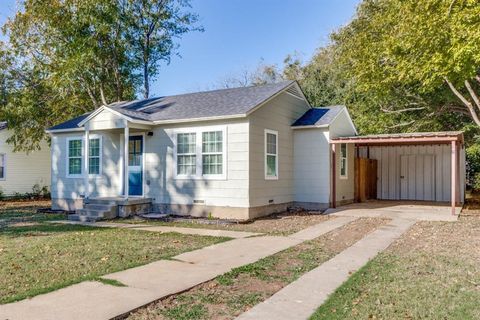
[330, 132, 465, 215]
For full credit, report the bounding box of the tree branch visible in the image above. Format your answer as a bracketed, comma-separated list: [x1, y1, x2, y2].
[380, 106, 426, 114]
[445, 77, 480, 126]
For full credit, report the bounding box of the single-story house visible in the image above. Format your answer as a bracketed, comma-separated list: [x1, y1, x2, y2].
[0, 122, 51, 196]
[46, 81, 465, 220]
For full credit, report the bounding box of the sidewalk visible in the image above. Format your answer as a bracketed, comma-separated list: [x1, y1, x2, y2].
[236, 218, 415, 320]
[0, 216, 356, 320]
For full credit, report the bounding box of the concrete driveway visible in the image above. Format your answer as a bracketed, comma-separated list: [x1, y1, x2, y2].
[325, 200, 460, 222]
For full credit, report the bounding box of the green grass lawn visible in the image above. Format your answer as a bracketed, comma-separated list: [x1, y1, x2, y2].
[0, 202, 229, 304]
[311, 217, 480, 320]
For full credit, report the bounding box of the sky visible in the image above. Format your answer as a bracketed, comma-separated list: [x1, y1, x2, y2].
[0, 0, 361, 97]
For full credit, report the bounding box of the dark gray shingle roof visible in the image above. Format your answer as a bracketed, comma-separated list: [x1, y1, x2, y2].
[48, 81, 297, 131]
[292, 106, 344, 127]
[48, 113, 90, 131]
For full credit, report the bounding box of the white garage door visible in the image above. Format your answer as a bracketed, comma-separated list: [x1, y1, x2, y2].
[400, 155, 435, 201]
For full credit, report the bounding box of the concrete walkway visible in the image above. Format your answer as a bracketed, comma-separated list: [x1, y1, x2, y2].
[236, 218, 415, 320]
[0, 216, 356, 320]
[50, 220, 262, 239]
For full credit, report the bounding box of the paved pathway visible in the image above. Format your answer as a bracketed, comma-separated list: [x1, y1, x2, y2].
[0, 216, 356, 320]
[236, 218, 415, 320]
[50, 220, 261, 239]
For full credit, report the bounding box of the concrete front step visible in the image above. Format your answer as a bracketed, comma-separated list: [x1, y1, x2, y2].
[84, 204, 114, 211]
[68, 214, 98, 222]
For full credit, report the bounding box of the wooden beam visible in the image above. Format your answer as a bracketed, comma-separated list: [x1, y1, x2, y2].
[451, 141, 457, 215]
[331, 143, 336, 208]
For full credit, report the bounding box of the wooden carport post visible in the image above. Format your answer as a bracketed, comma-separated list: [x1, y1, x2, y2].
[451, 140, 457, 215]
[331, 143, 336, 208]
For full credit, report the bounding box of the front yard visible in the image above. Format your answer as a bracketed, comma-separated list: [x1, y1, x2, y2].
[127, 217, 387, 320]
[0, 201, 229, 304]
[311, 216, 480, 319]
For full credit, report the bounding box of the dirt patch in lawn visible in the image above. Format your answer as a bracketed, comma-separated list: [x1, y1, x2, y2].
[312, 215, 480, 320]
[127, 217, 388, 320]
[120, 211, 333, 236]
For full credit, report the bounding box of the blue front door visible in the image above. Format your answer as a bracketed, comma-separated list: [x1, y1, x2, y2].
[128, 135, 143, 196]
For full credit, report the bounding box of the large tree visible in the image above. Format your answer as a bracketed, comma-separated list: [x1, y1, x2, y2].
[330, 0, 480, 132]
[1, 0, 200, 151]
[119, 0, 201, 98]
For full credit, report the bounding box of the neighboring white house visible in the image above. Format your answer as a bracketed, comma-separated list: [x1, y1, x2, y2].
[46, 81, 465, 221]
[0, 122, 51, 196]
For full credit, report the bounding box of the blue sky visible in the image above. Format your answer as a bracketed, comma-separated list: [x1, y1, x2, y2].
[0, 0, 361, 96]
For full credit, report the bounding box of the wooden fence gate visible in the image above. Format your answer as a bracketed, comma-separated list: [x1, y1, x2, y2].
[355, 158, 378, 202]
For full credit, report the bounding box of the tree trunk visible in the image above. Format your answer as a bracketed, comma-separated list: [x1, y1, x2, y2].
[143, 62, 149, 99]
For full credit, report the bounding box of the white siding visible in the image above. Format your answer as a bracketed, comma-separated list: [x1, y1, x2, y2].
[0, 130, 51, 195]
[85, 109, 126, 130]
[360, 144, 465, 202]
[293, 129, 330, 204]
[248, 92, 310, 207]
[51, 131, 122, 200]
[329, 108, 357, 203]
[145, 119, 250, 208]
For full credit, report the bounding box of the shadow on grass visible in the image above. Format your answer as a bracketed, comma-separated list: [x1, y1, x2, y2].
[0, 223, 107, 237]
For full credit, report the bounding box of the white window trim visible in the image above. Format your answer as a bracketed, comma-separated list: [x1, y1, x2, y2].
[88, 135, 103, 177]
[66, 137, 83, 178]
[173, 125, 227, 180]
[66, 135, 102, 178]
[264, 129, 279, 180]
[340, 143, 348, 179]
[0, 153, 6, 181]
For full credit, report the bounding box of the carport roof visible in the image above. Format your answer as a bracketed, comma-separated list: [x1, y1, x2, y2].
[330, 131, 464, 145]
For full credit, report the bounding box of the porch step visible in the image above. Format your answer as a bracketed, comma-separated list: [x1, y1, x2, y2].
[68, 214, 96, 223]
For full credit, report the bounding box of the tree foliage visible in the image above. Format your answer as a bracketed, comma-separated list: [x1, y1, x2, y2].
[329, 0, 480, 134]
[1, 0, 199, 151]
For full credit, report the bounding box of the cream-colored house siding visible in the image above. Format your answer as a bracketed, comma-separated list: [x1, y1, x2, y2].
[334, 143, 355, 204]
[293, 128, 330, 209]
[84, 109, 127, 130]
[248, 92, 310, 208]
[145, 119, 250, 210]
[329, 108, 357, 204]
[51, 131, 122, 210]
[0, 130, 51, 195]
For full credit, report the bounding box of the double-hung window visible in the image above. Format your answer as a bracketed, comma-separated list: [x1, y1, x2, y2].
[340, 143, 347, 178]
[68, 138, 82, 177]
[0, 154, 6, 180]
[265, 129, 278, 179]
[175, 127, 226, 179]
[202, 131, 223, 175]
[177, 133, 197, 176]
[89, 138, 101, 175]
[67, 136, 102, 177]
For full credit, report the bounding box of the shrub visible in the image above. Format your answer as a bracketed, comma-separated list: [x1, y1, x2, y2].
[466, 143, 480, 189]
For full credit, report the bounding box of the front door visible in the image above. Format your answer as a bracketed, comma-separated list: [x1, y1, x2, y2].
[128, 135, 143, 196]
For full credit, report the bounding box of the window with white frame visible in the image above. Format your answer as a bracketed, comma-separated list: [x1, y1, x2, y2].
[177, 132, 197, 175]
[175, 127, 226, 179]
[202, 131, 223, 175]
[340, 143, 347, 178]
[0, 154, 5, 179]
[89, 138, 101, 174]
[68, 138, 82, 176]
[265, 129, 278, 179]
